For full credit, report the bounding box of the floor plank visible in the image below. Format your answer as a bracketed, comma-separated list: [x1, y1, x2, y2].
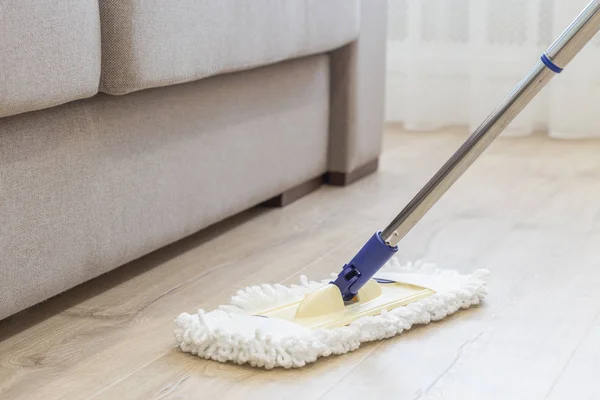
[2, 127, 600, 399]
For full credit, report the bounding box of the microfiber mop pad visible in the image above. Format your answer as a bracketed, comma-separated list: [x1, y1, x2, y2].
[173, 259, 488, 369]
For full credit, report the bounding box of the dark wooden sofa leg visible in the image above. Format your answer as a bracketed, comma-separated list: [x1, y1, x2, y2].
[261, 175, 325, 208]
[261, 158, 379, 208]
[324, 158, 379, 186]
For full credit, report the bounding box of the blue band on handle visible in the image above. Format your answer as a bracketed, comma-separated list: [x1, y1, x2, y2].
[541, 53, 563, 73]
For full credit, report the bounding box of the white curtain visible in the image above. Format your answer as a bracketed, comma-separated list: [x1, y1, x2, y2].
[385, 0, 600, 138]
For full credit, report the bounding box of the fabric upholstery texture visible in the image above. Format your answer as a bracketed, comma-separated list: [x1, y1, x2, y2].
[328, 0, 387, 173]
[0, 55, 330, 321]
[0, 0, 101, 118]
[99, 0, 359, 94]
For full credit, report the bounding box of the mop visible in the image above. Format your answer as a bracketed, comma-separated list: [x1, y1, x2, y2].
[174, 0, 600, 369]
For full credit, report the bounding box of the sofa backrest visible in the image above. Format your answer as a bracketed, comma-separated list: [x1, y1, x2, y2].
[0, 0, 361, 118]
[98, 0, 360, 95]
[0, 0, 101, 118]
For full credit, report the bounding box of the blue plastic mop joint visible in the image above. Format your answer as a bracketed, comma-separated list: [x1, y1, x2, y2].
[331, 231, 398, 301]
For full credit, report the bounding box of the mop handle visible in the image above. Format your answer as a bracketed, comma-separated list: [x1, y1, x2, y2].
[381, 0, 600, 248]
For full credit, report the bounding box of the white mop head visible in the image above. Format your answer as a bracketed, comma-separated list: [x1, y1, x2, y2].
[173, 258, 489, 369]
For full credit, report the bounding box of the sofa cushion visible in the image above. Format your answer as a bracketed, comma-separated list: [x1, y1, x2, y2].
[0, 54, 330, 321]
[0, 0, 101, 118]
[99, 0, 359, 95]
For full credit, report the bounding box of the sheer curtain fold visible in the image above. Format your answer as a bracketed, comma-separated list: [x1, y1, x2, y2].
[385, 0, 600, 138]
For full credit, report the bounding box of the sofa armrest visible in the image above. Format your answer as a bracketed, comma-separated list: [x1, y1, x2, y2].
[327, 0, 388, 184]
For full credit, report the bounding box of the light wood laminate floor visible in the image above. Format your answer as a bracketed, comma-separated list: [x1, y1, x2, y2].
[2, 127, 600, 400]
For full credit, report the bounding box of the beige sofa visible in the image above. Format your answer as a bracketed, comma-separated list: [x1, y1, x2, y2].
[0, 0, 388, 321]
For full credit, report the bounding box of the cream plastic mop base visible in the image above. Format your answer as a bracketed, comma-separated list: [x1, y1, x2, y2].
[257, 278, 435, 329]
[173, 257, 489, 369]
